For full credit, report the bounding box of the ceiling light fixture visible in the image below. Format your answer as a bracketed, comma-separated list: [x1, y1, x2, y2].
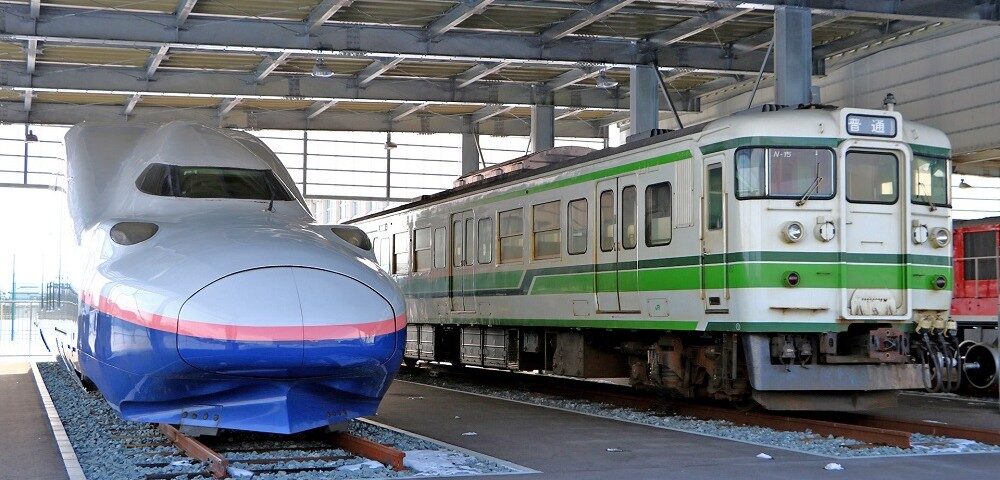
[25, 130, 38, 142]
[311, 58, 334, 78]
[958, 178, 973, 189]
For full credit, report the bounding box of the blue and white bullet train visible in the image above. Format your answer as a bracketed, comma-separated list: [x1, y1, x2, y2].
[58, 121, 406, 434]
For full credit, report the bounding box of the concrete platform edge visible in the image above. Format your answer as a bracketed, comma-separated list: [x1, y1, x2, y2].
[30, 362, 86, 480]
[395, 380, 999, 460]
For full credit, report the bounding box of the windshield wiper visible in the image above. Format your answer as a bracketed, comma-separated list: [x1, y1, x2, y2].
[917, 181, 937, 211]
[795, 162, 823, 207]
[265, 179, 276, 213]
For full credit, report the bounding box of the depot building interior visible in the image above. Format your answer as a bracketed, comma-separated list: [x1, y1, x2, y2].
[0, 1, 999, 480]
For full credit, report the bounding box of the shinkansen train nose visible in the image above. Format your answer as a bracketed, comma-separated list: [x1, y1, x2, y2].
[176, 266, 400, 378]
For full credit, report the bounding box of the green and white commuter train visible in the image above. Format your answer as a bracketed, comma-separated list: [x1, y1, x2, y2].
[352, 104, 955, 410]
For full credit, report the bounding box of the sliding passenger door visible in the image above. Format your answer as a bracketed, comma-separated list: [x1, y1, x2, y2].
[595, 175, 640, 312]
[701, 160, 729, 312]
[450, 211, 476, 312]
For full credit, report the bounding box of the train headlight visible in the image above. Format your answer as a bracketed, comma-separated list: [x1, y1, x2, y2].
[781, 221, 804, 243]
[815, 222, 836, 242]
[109, 222, 158, 245]
[912, 225, 928, 244]
[331, 225, 373, 251]
[929, 227, 951, 248]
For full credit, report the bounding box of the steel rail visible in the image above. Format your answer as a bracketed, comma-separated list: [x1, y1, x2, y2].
[845, 417, 1000, 445]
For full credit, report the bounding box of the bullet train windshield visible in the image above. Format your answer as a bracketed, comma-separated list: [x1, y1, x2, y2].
[135, 163, 295, 201]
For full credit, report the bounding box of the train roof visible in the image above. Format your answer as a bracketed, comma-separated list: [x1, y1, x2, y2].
[348, 105, 951, 225]
[954, 216, 1000, 229]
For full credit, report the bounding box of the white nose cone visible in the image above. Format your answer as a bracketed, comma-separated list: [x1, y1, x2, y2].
[176, 267, 398, 377]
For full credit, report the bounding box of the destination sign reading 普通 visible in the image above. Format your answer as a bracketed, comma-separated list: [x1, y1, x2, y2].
[846, 114, 897, 137]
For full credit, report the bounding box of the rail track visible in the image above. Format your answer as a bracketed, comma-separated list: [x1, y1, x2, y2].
[127, 423, 405, 479]
[401, 364, 1000, 450]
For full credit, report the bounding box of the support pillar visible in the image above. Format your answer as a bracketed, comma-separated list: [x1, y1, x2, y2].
[530, 104, 554, 152]
[461, 131, 479, 174]
[774, 5, 813, 106]
[629, 65, 659, 137]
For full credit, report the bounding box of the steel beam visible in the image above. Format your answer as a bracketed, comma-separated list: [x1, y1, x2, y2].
[427, 0, 494, 38]
[29, 0, 39, 18]
[774, 6, 813, 106]
[454, 62, 510, 89]
[530, 104, 555, 152]
[390, 102, 429, 122]
[647, 8, 750, 47]
[629, 65, 659, 137]
[471, 105, 514, 123]
[699, 1, 999, 23]
[307, 100, 339, 119]
[733, 15, 839, 53]
[123, 93, 141, 115]
[813, 19, 927, 58]
[175, 0, 198, 27]
[218, 97, 242, 116]
[25, 40, 38, 75]
[0, 65, 688, 112]
[1, 102, 603, 137]
[251, 52, 292, 83]
[545, 67, 601, 91]
[541, 0, 638, 42]
[305, 0, 354, 35]
[356, 58, 404, 87]
[0, 5, 772, 74]
[555, 107, 586, 120]
[144, 46, 170, 78]
[461, 132, 479, 174]
[22, 90, 33, 112]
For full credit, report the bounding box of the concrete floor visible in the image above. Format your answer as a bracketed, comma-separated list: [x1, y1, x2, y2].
[375, 381, 1000, 480]
[0, 360, 69, 480]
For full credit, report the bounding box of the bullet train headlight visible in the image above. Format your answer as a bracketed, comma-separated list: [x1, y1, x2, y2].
[912, 224, 929, 244]
[109, 222, 159, 246]
[929, 227, 951, 248]
[781, 221, 804, 243]
[331, 225, 373, 251]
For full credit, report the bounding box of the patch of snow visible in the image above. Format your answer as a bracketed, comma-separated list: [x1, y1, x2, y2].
[226, 466, 254, 477]
[606, 448, 624, 452]
[461, 431, 478, 436]
[756, 453, 772, 460]
[169, 460, 192, 467]
[824, 462, 843, 471]
[338, 459, 385, 471]
[921, 419, 947, 424]
[404, 450, 482, 476]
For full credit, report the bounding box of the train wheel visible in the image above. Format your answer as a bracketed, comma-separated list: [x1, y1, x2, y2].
[403, 358, 418, 368]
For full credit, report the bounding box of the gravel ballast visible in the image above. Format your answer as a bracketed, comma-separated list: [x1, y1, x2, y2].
[397, 370, 1000, 459]
[37, 362, 519, 479]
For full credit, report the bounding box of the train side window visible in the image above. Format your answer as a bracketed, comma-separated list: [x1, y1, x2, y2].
[413, 227, 431, 272]
[599, 190, 614, 252]
[498, 208, 524, 263]
[621, 186, 637, 250]
[645, 182, 672, 246]
[707, 165, 723, 230]
[433, 227, 446, 269]
[567, 198, 588, 255]
[453, 220, 464, 266]
[465, 218, 475, 266]
[392, 232, 410, 274]
[533, 200, 561, 259]
[963, 231, 998, 280]
[478, 217, 494, 264]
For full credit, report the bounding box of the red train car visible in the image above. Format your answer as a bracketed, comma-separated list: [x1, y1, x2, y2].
[952, 216, 999, 327]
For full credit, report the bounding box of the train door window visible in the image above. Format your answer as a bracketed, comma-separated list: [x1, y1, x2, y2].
[453, 220, 464, 266]
[392, 232, 410, 274]
[498, 208, 524, 263]
[963, 231, 998, 280]
[621, 186, 637, 250]
[465, 218, 475, 266]
[478, 217, 494, 264]
[846, 151, 898, 204]
[413, 227, 431, 272]
[599, 190, 615, 252]
[433, 227, 446, 269]
[707, 165, 723, 230]
[533, 200, 561, 259]
[645, 182, 672, 246]
[567, 198, 588, 255]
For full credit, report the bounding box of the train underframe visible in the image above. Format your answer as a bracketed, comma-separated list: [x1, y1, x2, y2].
[404, 323, 949, 411]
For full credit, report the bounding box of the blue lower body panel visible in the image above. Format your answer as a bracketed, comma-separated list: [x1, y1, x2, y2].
[78, 305, 405, 434]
